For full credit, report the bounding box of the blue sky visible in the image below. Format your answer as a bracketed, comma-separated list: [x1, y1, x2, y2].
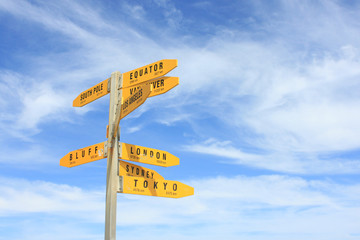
[1, 0, 360, 239]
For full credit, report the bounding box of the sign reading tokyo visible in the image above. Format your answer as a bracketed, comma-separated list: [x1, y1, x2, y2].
[122, 59, 177, 88]
[120, 176, 194, 198]
[119, 160, 164, 180]
[60, 142, 106, 167]
[120, 142, 179, 167]
[73, 79, 109, 107]
[122, 77, 179, 100]
[120, 84, 151, 120]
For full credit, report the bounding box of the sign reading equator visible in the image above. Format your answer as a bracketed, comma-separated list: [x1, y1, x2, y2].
[119, 142, 179, 167]
[119, 176, 194, 198]
[122, 59, 177, 88]
[60, 142, 106, 167]
[73, 79, 109, 107]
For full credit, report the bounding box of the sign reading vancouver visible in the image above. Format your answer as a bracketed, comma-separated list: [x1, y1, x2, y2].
[122, 77, 179, 99]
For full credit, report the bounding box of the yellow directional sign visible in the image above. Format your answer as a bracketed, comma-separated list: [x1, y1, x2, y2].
[73, 79, 109, 107]
[120, 84, 151, 120]
[120, 176, 194, 198]
[60, 142, 106, 167]
[122, 77, 179, 100]
[119, 160, 164, 180]
[120, 142, 179, 167]
[122, 59, 177, 88]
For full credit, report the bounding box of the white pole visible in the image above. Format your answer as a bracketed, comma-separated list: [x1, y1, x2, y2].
[105, 71, 122, 240]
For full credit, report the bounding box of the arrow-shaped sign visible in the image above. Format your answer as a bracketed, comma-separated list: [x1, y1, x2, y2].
[60, 142, 106, 167]
[111, 84, 151, 140]
[120, 83, 151, 120]
[73, 79, 109, 107]
[122, 77, 179, 100]
[122, 59, 177, 88]
[119, 176, 194, 198]
[119, 160, 164, 180]
[119, 142, 179, 167]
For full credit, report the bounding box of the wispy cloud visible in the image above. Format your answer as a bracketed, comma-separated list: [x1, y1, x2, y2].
[1, 176, 360, 239]
[184, 138, 360, 174]
[0, 177, 104, 220]
[1, 1, 360, 239]
[1, 0, 359, 174]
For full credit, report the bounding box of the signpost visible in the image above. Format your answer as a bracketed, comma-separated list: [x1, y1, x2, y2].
[119, 142, 179, 167]
[60, 59, 193, 240]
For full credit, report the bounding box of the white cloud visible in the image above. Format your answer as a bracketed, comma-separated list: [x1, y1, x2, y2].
[1, 0, 360, 173]
[125, 125, 143, 134]
[0, 144, 48, 164]
[0, 0, 115, 39]
[242, 48, 360, 152]
[0, 71, 78, 139]
[122, 4, 146, 20]
[0, 0, 156, 137]
[0, 178, 104, 220]
[184, 138, 360, 174]
[1, 176, 360, 239]
[1, 1, 359, 239]
[17, 83, 70, 129]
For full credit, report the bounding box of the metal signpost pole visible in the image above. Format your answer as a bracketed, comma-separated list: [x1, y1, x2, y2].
[105, 71, 122, 240]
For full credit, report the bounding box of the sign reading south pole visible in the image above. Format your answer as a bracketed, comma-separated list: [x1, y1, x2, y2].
[73, 79, 109, 107]
[119, 142, 179, 167]
[60, 142, 106, 167]
[120, 176, 194, 198]
[122, 59, 177, 88]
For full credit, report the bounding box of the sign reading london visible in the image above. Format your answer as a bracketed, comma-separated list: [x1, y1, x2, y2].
[122, 59, 177, 88]
[60, 142, 106, 167]
[120, 176, 194, 199]
[73, 79, 109, 107]
[120, 142, 179, 167]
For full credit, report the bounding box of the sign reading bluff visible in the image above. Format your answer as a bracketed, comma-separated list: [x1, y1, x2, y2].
[120, 142, 179, 167]
[60, 142, 106, 167]
[119, 176, 194, 198]
[122, 59, 177, 88]
[73, 79, 109, 107]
